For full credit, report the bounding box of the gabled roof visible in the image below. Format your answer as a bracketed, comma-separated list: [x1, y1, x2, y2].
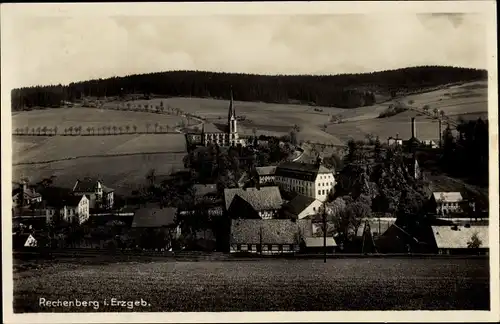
[224, 186, 282, 211]
[73, 178, 114, 193]
[261, 219, 299, 245]
[230, 219, 300, 245]
[256, 166, 277, 176]
[65, 195, 86, 207]
[131, 204, 177, 228]
[432, 225, 489, 249]
[12, 187, 41, 199]
[230, 219, 262, 244]
[275, 162, 333, 181]
[304, 237, 337, 247]
[283, 194, 319, 216]
[432, 192, 463, 203]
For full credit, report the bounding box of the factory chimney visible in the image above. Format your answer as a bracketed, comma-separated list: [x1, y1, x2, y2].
[438, 119, 442, 148]
[411, 117, 416, 139]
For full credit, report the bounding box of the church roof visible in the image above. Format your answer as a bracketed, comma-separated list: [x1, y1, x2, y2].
[203, 122, 227, 133]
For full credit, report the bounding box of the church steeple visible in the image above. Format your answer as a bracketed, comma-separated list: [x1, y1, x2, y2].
[228, 86, 235, 122]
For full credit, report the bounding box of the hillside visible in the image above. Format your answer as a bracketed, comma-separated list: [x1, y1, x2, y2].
[11, 66, 487, 111]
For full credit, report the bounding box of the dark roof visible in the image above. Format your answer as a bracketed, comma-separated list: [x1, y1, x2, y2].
[131, 204, 177, 228]
[275, 162, 332, 181]
[283, 194, 317, 216]
[12, 187, 41, 199]
[73, 178, 99, 192]
[256, 166, 277, 176]
[230, 219, 300, 245]
[193, 184, 218, 197]
[224, 187, 282, 211]
[65, 195, 86, 207]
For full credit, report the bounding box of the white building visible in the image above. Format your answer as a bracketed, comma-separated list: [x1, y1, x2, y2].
[275, 159, 335, 202]
[73, 177, 114, 210]
[431, 192, 464, 216]
[282, 194, 324, 220]
[46, 195, 90, 224]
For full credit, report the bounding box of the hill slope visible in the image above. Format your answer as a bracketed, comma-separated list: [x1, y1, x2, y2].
[11, 66, 487, 111]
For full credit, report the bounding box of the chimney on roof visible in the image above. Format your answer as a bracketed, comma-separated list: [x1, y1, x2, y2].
[411, 117, 416, 139]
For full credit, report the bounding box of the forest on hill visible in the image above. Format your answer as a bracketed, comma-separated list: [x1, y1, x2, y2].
[11, 66, 487, 111]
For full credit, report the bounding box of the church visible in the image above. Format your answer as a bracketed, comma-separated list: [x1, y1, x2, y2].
[200, 88, 241, 147]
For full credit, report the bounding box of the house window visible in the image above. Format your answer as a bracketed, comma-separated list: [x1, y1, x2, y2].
[240, 244, 248, 251]
[318, 190, 321, 195]
[263, 245, 269, 251]
[271, 245, 279, 251]
[250, 244, 257, 251]
[282, 245, 290, 251]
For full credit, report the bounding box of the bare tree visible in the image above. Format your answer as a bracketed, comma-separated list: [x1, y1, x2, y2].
[133, 125, 137, 133]
[146, 123, 151, 134]
[125, 125, 130, 134]
[87, 127, 91, 135]
[68, 126, 73, 136]
[36, 127, 41, 136]
[42, 126, 47, 136]
[118, 126, 123, 134]
[154, 122, 159, 133]
[54, 126, 58, 136]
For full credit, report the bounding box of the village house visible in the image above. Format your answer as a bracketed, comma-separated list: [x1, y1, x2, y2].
[224, 186, 283, 219]
[229, 219, 301, 254]
[282, 194, 324, 220]
[275, 158, 335, 202]
[12, 181, 42, 208]
[431, 225, 489, 255]
[178, 184, 224, 218]
[45, 195, 90, 225]
[12, 232, 38, 250]
[387, 135, 403, 146]
[72, 177, 114, 210]
[131, 204, 180, 251]
[301, 237, 337, 254]
[430, 192, 464, 216]
[255, 166, 277, 185]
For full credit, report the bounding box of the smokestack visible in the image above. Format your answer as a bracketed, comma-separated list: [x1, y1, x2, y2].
[411, 117, 416, 139]
[438, 119, 442, 148]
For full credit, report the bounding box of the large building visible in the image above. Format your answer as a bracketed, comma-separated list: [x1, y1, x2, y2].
[72, 177, 114, 210]
[200, 88, 241, 147]
[275, 159, 336, 202]
[224, 186, 283, 219]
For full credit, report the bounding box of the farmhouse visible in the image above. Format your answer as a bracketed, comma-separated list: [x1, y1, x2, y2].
[224, 186, 283, 219]
[275, 158, 335, 202]
[282, 194, 324, 220]
[131, 204, 180, 250]
[45, 195, 90, 225]
[229, 219, 301, 254]
[430, 192, 464, 216]
[72, 177, 114, 210]
[255, 166, 277, 185]
[12, 182, 42, 208]
[431, 225, 489, 255]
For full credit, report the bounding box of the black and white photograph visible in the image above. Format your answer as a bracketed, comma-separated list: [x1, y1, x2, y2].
[1, 2, 498, 323]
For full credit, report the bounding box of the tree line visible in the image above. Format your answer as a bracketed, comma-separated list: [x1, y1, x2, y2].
[11, 66, 486, 111]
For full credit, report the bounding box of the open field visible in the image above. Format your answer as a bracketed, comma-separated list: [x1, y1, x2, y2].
[13, 153, 186, 195]
[11, 81, 488, 189]
[13, 257, 489, 312]
[12, 107, 187, 134]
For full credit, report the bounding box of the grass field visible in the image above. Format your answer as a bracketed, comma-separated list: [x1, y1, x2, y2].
[13, 258, 489, 312]
[12, 107, 186, 134]
[11, 81, 488, 190]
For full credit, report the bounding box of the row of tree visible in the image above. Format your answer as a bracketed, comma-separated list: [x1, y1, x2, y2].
[11, 66, 487, 111]
[13, 122, 190, 136]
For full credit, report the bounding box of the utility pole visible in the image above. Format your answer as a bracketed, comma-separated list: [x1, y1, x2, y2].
[323, 205, 327, 263]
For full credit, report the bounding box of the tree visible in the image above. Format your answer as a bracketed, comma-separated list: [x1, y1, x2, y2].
[433, 107, 439, 118]
[146, 123, 151, 133]
[42, 126, 47, 136]
[154, 122, 159, 133]
[125, 125, 130, 133]
[467, 232, 482, 249]
[289, 131, 298, 146]
[36, 126, 41, 135]
[87, 127, 91, 135]
[118, 126, 123, 134]
[113, 126, 117, 135]
[133, 125, 137, 133]
[68, 126, 73, 135]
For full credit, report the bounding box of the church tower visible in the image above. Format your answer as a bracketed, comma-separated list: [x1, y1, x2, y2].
[228, 86, 238, 146]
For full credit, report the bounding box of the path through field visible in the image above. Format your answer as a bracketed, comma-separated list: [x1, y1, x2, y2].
[13, 257, 489, 312]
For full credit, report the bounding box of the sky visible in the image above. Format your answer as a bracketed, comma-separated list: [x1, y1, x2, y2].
[3, 12, 488, 88]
